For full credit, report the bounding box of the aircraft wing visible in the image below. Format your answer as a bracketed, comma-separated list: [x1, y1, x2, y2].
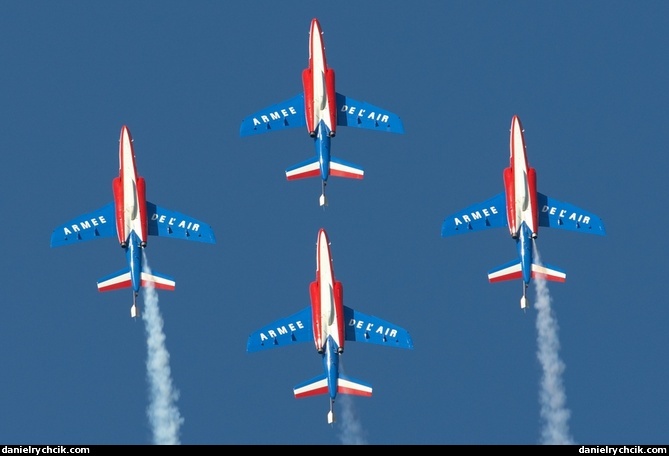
[146, 202, 216, 243]
[247, 306, 314, 352]
[343, 306, 413, 349]
[239, 94, 306, 136]
[335, 93, 404, 133]
[50, 202, 117, 247]
[441, 192, 507, 237]
[537, 193, 606, 235]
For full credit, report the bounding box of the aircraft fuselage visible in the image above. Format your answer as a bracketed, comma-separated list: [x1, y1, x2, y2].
[323, 336, 340, 402]
[302, 18, 337, 138]
[112, 126, 150, 297]
[504, 115, 539, 239]
[113, 125, 148, 248]
[310, 229, 345, 354]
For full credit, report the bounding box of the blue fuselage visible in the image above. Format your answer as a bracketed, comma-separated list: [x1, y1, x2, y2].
[314, 121, 332, 182]
[516, 222, 534, 286]
[125, 231, 143, 294]
[322, 336, 340, 401]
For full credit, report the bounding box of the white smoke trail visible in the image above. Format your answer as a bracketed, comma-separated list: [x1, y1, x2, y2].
[532, 245, 574, 445]
[336, 361, 368, 445]
[141, 254, 184, 445]
[336, 394, 368, 445]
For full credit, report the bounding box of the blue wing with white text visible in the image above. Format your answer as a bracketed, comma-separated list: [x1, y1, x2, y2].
[343, 306, 413, 349]
[335, 93, 404, 134]
[247, 307, 314, 352]
[537, 193, 606, 235]
[146, 202, 216, 243]
[239, 94, 306, 136]
[441, 193, 507, 237]
[50, 202, 117, 247]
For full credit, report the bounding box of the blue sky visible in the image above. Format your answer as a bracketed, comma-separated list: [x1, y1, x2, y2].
[1, 1, 667, 445]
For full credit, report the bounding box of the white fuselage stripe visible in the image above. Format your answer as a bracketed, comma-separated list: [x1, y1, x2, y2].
[511, 120, 535, 232]
[318, 232, 339, 347]
[120, 131, 143, 242]
[310, 23, 333, 131]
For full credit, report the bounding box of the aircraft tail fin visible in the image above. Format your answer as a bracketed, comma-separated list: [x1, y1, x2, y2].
[97, 268, 132, 292]
[293, 373, 373, 398]
[487, 259, 566, 282]
[530, 262, 566, 282]
[97, 268, 176, 292]
[285, 156, 364, 180]
[286, 157, 320, 180]
[337, 374, 373, 397]
[294, 374, 329, 398]
[329, 156, 364, 179]
[488, 260, 523, 283]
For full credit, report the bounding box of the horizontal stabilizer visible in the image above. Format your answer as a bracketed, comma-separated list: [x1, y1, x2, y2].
[488, 260, 566, 282]
[97, 269, 176, 292]
[488, 260, 523, 283]
[293, 373, 372, 398]
[294, 374, 328, 398]
[97, 268, 132, 292]
[329, 157, 364, 179]
[286, 158, 321, 180]
[140, 271, 177, 290]
[531, 263, 566, 282]
[337, 374, 373, 397]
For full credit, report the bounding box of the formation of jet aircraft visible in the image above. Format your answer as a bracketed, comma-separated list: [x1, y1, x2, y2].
[49, 18, 606, 426]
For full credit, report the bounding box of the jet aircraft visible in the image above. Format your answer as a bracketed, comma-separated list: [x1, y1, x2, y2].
[247, 228, 413, 423]
[50, 125, 216, 318]
[239, 18, 405, 206]
[441, 115, 606, 309]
